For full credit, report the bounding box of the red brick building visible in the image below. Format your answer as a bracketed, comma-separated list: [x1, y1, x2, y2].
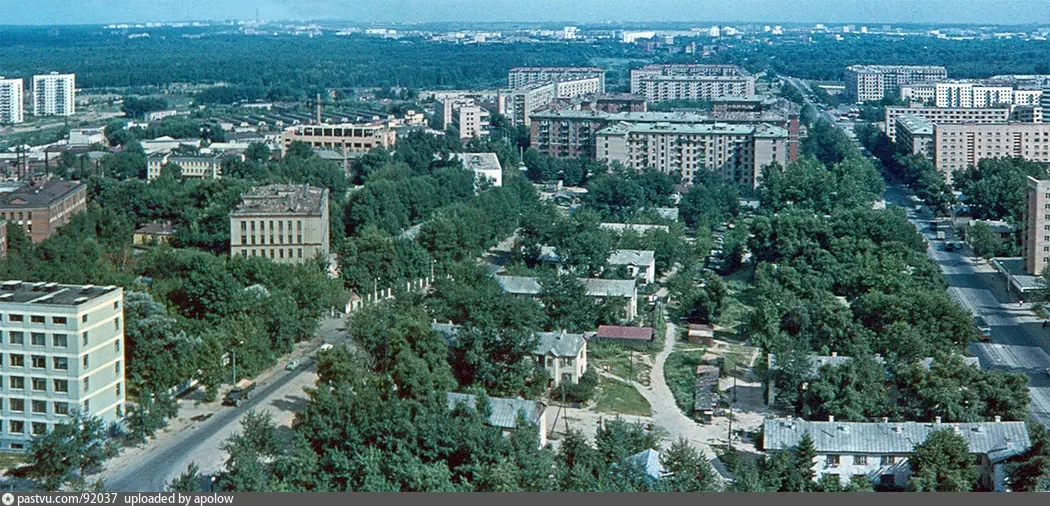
[0, 179, 87, 242]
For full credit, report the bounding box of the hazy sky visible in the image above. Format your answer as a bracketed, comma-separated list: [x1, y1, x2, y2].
[6, 0, 1045, 26]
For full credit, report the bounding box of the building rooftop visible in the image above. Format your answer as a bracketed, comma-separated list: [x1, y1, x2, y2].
[0, 280, 119, 307]
[607, 249, 656, 267]
[535, 330, 587, 357]
[446, 392, 546, 430]
[494, 275, 636, 298]
[510, 66, 603, 72]
[625, 449, 665, 481]
[0, 180, 84, 209]
[230, 184, 328, 217]
[597, 121, 760, 136]
[847, 64, 947, 72]
[897, 114, 935, 135]
[453, 152, 502, 174]
[595, 325, 653, 341]
[764, 418, 1031, 463]
[695, 365, 721, 413]
[600, 223, 670, 234]
[135, 221, 175, 236]
[767, 353, 981, 380]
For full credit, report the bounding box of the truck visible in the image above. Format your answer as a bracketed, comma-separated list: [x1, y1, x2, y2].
[223, 379, 256, 407]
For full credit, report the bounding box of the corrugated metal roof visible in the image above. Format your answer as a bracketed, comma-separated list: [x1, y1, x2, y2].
[763, 418, 1031, 463]
[446, 392, 545, 430]
[607, 249, 656, 267]
[495, 275, 636, 298]
[596, 325, 653, 340]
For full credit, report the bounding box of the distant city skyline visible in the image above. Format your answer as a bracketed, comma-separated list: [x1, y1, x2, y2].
[6, 0, 1047, 26]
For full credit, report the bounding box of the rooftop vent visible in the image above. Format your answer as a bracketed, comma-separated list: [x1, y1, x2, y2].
[892, 424, 902, 433]
[0, 293, 12, 301]
[935, 416, 942, 424]
[2, 280, 22, 289]
[72, 296, 88, 304]
[80, 285, 94, 293]
[43, 282, 58, 292]
[31, 282, 46, 291]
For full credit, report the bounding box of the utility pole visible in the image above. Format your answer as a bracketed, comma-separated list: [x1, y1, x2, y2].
[231, 349, 236, 385]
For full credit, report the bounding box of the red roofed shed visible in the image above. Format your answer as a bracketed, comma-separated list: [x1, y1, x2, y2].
[595, 325, 655, 346]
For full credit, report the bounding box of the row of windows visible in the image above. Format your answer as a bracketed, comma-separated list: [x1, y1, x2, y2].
[1, 318, 120, 348]
[239, 248, 304, 260]
[0, 362, 119, 392]
[0, 301, 119, 327]
[1, 399, 70, 415]
[240, 220, 303, 233]
[240, 234, 304, 246]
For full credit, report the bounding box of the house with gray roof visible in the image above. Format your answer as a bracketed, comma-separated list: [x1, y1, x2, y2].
[494, 275, 638, 321]
[765, 353, 981, 405]
[625, 448, 665, 481]
[607, 249, 656, 284]
[431, 322, 588, 387]
[763, 417, 1031, 491]
[446, 392, 548, 447]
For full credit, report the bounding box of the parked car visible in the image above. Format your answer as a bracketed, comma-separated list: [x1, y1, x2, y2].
[974, 316, 992, 341]
[223, 379, 256, 407]
[285, 360, 300, 371]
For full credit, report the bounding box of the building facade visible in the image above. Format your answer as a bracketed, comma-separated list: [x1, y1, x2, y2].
[279, 123, 396, 155]
[0, 180, 87, 243]
[763, 418, 1031, 491]
[452, 105, 490, 139]
[497, 83, 556, 127]
[507, 67, 606, 93]
[933, 122, 1050, 177]
[901, 82, 1043, 108]
[895, 115, 935, 158]
[0, 78, 24, 125]
[883, 105, 1011, 142]
[454, 152, 503, 188]
[630, 64, 755, 103]
[1024, 177, 1050, 276]
[229, 184, 330, 264]
[32, 73, 75, 117]
[146, 153, 226, 181]
[845, 65, 947, 103]
[595, 121, 788, 188]
[0, 281, 125, 451]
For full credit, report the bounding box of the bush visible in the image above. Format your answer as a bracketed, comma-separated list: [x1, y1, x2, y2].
[561, 369, 599, 403]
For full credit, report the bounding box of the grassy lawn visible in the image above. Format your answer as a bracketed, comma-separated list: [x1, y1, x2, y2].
[663, 349, 708, 416]
[589, 341, 653, 385]
[594, 377, 652, 417]
[0, 452, 26, 472]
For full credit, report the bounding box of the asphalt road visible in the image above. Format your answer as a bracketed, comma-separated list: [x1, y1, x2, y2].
[103, 317, 347, 492]
[883, 182, 1050, 427]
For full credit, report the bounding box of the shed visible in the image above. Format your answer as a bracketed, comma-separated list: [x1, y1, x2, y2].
[594, 325, 654, 346]
[687, 324, 714, 345]
[694, 365, 721, 422]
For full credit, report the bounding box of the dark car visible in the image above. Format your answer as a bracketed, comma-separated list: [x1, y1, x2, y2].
[222, 379, 256, 407]
[973, 316, 992, 341]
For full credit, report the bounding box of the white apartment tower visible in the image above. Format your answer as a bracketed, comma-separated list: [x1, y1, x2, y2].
[0, 78, 24, 124]
[0, 281, 125, 451]
[32, 73, 75, 117]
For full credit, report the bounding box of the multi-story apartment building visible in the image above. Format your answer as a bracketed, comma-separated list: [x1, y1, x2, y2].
[507, 67, 606, 93]
[583, 94, 648, 114]
[553, 77, 602, 99]
[845, 65, 947, 103]
[764, 418, 1031, 491]
[595, 121, 788, 188]
[933, 122, 1050, 177]
[279, 123, 396, 155]
[883, 105, 1011, 141]
[229, 184, 330, 264]
[146, 153, 227, 181]
[530, 108, 800, 165]
[32, 73, 75, 117]
[895, 115, 935, 158]
[0, 78, 24, 124]
[0, 179, 87, 243]
[901, 82, 1043, 108]
[452, 105, 490, 139]
[0, 281, 125, 451]
[497, 82, 555, 127]
[1024, 176, 1050, 276]
[630, 64, 755, 103]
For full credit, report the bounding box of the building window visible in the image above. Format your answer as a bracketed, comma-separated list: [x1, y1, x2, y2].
[115, 383, 121, 396]
[82, 315, 88, 323]
[114, 340, 120, 352]
[114, 301, 120, 310]
[881, 455, 895, 466]
[82, 378, 89, 392]
[9, 376, 23, 390]
[53, 334, 67, 348]
[82, 332, 88, 346]
[298, 249, 303, 259]
[31, 378, 46, 392]
[83, 400, 89, 412]
[9, 421, 23, 434]
[854, 455, 868, 465]
[828, 455, 840, 466]
[9, 332, 23, 345]
[9, 314, 22, 323]
[115, 361, 120, 374]
[31, 400, 45, 414]
[31, 423, 45, 436]
[30, 356, 44, 369]
[82, 355, 89, 368]
[52, 316, 66, 325]
[54, 402, 68, 415]
[114, 318, 120, 331]
[10, 399, 24, 412]
[9, 354, 23, 367]
[53, 379, 68, 393]
[30, 315, 44, 324]
[53, 357, 67, 371]
[30, 333, 45, 346]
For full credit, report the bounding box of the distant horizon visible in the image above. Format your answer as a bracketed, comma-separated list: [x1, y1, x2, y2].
[7, 0, 1046, 27]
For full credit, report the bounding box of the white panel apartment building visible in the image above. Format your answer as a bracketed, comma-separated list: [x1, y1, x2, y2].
[0, 78, 24, 124]
[507, 67, 606, 93]
[0, 281, 125, 451]
[230, 184, 330, 264]
[901, 82, 1043, 108]
[32, 73, 75, 117]
[844, 65, 947, 103]
[630, 64, 755, 103]
[595, 121, 788, 188]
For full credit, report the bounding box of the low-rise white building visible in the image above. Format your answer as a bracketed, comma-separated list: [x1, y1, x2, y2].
[452, 152, 503, 188]
[607, 249, 656, 284]
[764, 417, 1031, 491]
